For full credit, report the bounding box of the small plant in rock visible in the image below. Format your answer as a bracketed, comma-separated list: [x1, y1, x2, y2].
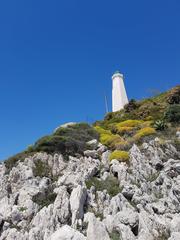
[32, 192, 57, 208]
[109, 230, 121, 240]
[86, 176, 120, 197]
[146, 172, 160, 182]
[154, 120, 167, 131]
[18, 207, 27, 212]
[33, 159, 52, 178]
[87, 207, 104, 221]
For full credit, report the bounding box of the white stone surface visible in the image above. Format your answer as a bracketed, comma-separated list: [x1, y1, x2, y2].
[50, 225, 86, 240]
[84, 213, 110, 240]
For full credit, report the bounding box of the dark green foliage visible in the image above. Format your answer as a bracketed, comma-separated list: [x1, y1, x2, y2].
[164, 105, 180, 123]
[33, 123, 99, 156]
[109, 230, 121, 240]
[124, 99, 139, 113]
[154, 120, 167, 131]
[18, 207, 27, 212]
[86, 176, 121, 197]
[32, 191, 57, 208]
[33, 160, 52, 178]
[34, 135, 68, 154]
[156, 232, 170, 240]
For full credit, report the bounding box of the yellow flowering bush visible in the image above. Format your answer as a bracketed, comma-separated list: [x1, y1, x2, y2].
[100, 134, 120, 146]
[94, 126, 111, 135]
[134, 127, 156, 141]
[116, 120, 143, 128]
[109, 150, 130, 162]
[94, 126, 123, 147]
[114, 140, 130, 150]
[141, 120, 153, 128]
[116, 126, 134, 134]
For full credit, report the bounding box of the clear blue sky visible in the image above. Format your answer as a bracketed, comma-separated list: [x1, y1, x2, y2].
[0, 0, 180, 160]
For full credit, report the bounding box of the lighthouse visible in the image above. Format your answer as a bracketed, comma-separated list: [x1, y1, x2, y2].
[112, 71, 128, 112]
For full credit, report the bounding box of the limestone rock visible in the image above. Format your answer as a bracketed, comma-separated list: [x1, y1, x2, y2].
[0, 135, 180, 239]
[84, 150, 98, 158]
[70, 185, 87, 228]
[86, 139, 99, 150]
[84, 213, 110, 240]
[169, 232, 180, 240]
[50, 225, 86, 240]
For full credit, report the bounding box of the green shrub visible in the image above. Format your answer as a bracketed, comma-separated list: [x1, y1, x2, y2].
[109, 150, 129, 162]
[34, 123, 99, 156]
[164, 104, 180, 123]
[109, 230, 121, 240]
[32, 192, 57, 208]
[154, 120, 167, 131]
[33, 159, 52, 178]
[55, 123, 99, 141]
[18, 207, 27, 212]
[86, 176, 120, 197]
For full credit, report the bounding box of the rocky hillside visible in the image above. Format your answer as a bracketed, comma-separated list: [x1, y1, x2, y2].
[0, 86, 180, 240]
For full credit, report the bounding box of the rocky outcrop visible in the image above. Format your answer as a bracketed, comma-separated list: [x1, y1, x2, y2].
[50, 225, 86, 240]
[70, 185, 87, 228]
[0, 136, 180, 239]
[84, 213, 110, 240]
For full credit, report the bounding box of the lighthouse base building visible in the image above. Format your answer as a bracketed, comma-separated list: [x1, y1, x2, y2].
[112, 71, 129, 112]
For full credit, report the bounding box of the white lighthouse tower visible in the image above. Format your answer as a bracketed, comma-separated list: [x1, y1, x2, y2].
[112, 71, 128, 112]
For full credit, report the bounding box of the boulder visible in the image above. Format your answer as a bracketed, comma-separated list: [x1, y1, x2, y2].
[169, 232, 180, 240]
[70, 185, 87, 228]
[84, 213, 110, 240]
[84, 150, 98, 159]
[86, 139, 99, 150]
[50, 225, 86, 240]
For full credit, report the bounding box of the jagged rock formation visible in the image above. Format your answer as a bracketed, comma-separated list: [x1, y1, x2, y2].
[0, 86, 180, 239]
[0, 135, 180, 240]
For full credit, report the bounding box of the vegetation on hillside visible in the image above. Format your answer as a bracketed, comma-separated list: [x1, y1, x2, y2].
[94, 85, 180, 150]
[109, 150, 130, 162]
[4, 85, 180, 170]
[5, 123, 99, 170]
[86, 175, 120, 197]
